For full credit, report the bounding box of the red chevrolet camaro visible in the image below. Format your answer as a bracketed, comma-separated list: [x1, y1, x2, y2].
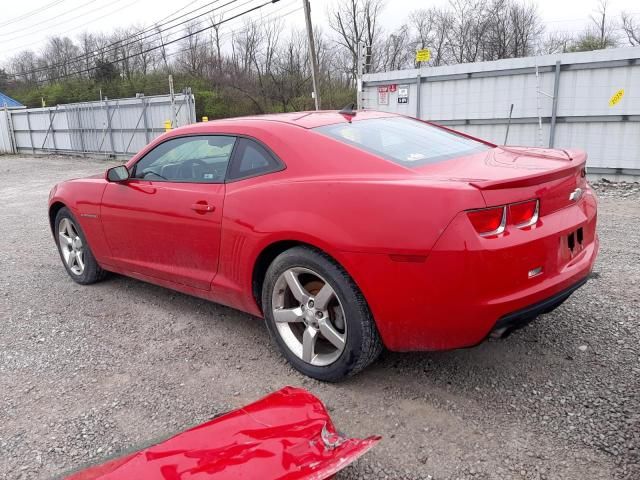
[49, 110, 598, 381]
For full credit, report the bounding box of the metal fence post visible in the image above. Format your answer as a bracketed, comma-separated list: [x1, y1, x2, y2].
[78, 106, 87, 157]
[117, 101, 124, 156]
[548, 60, 562, 148]
[25, 110, 35, 154]
[3, 105, 17, 154]
[142, 97, 151, 143]
[416, 74, 422, 119]
[106, 100, 115, 156]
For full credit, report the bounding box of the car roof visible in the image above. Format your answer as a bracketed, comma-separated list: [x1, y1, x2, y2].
[199, 110, 400, 130]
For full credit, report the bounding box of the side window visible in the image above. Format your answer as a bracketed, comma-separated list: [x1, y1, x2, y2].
[226, 138, 282, 181]
[132, 135, 236, 183]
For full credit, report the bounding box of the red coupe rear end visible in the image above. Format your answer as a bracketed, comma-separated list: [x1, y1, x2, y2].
[327, 125, 598, 351]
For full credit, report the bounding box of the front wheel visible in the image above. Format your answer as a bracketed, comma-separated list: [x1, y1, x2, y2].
[54, 207, 106, 285]
[262, 246, 383, 381]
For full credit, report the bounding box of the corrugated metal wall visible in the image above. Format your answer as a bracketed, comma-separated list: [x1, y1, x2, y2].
[361, 47, 640, 174]
[0, 109, 14, 153]
[0, 93, 195, 158]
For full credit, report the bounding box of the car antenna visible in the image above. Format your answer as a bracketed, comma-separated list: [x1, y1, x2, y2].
[338, 103, 357, 122]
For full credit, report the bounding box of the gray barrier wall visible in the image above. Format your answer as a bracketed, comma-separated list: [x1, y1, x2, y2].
[361, 47, 640, 176]
[0, 93, 196, 159]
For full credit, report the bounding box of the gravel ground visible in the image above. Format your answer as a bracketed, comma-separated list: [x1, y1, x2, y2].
[0, 155, 638, 480]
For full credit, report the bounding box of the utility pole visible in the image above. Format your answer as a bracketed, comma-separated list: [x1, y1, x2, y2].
[302, 0, 321, 110]
[168, 74, 177, 127]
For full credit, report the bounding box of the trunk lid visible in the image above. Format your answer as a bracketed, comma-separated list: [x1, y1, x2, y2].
[417, 146, 588, 215]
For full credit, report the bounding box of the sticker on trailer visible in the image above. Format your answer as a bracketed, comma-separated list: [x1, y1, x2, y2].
[377, 86, 389, 105]
[397, 85, 409, 104]
[389, 84, 397, 92]
[609, 89, 624, 107]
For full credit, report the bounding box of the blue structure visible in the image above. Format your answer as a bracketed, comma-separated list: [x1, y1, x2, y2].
[0, 91, 24, 109]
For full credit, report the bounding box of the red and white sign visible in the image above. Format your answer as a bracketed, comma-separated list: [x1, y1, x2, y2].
[388, 84, 397, 92]
[377, 86, 389, 105]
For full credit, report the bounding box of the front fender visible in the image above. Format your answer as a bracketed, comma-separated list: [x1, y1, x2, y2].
[48, 179, 111, 265]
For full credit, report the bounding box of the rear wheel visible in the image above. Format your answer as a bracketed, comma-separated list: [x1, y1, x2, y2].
[55, 207, 106, 285]
[262, 246, 382, 381]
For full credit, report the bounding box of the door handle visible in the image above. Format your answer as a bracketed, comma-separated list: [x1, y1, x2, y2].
[128, 183, 156, 194]
[191, 202, 215, 213]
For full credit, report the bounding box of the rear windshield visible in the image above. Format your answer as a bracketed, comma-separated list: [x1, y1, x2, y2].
[315, 117, 489, 167]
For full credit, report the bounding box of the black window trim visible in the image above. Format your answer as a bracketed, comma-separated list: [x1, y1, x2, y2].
[129, 133, 285, 184]
[225, 136, 285, 183]
[130, 133, 237, 184]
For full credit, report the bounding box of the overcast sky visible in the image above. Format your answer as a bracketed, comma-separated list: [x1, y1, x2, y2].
[1, 0, 639, 64]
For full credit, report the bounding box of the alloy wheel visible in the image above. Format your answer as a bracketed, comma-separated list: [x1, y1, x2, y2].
[58, 218, 85, 275]
[271, 267, 347, 366]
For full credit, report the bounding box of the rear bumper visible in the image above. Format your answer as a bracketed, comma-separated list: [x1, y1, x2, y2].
[490, 276, 589, 338]
[339, 188, 598, 351]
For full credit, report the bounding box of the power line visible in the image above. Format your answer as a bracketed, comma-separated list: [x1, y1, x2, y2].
[2, 0, 210, 56]
[30, 0, 282, 84]
[0, 0, 66, 28]
[0, 0, 104, 40]
[10, 0, 299, 83]
[9, 0, 243, 78]
[165, 1, 301, 61]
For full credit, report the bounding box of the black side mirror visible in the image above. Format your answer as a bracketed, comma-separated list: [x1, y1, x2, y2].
[106, 165, 130, 182]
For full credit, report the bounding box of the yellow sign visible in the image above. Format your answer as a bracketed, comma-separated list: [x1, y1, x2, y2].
[164, 120, 172, 132]
[416, 49, 431, 63]
[609, 89, 624, 107]
[202, 116, 209, 122]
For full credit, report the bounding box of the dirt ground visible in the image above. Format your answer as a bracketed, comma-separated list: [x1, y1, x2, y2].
[0, 155, 638, 480]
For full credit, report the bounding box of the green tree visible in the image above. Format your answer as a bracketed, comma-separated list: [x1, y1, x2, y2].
[568, 33, 617, 52]
[93, 60, 119, 84]
[0, 68, 9, 91]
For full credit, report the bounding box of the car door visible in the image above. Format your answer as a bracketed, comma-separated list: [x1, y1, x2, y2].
[100, 135, 236, 290]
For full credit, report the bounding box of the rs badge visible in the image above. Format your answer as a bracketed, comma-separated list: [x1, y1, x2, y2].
[569, 188, 583, 202]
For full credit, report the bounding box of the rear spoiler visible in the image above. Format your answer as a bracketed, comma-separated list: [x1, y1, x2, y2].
[470, 149, 586, 190]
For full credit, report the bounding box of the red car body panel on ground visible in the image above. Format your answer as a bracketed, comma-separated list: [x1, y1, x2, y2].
[64, 387, 380, 480]
[49, 111, 598, 352]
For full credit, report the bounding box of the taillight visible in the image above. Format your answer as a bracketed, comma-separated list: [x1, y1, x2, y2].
[467, 206, 506, 237]
[467, 199, 540, 237]
[509, 199, 539, 228]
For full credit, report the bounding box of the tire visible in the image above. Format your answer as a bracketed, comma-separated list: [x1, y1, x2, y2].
[54, 207, 107, 285]
[262, 246, 383, 381]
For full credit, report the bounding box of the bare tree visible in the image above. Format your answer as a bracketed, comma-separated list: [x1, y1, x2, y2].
[130, 28, 160, 77]
[209, 12, 225, 74]
[507, 0, 544, 58]
[156, 26, 171, 72]
[175, 22, 208, 76]
[9, 50, 40, 84]
[445, 0, 491, 63]
[42, 36, 81, 80]
[539, 31, 574, 54]
[378, 25, 411, 71]
[328, 0, 384, 80]
[408, 8, 450, 66]
[621, 11, 640, 45]
[590, 0, 618, 49]
[269, 29, 311, 111]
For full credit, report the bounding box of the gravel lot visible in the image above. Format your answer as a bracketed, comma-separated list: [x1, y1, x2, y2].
[0, 155, 638, 480]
